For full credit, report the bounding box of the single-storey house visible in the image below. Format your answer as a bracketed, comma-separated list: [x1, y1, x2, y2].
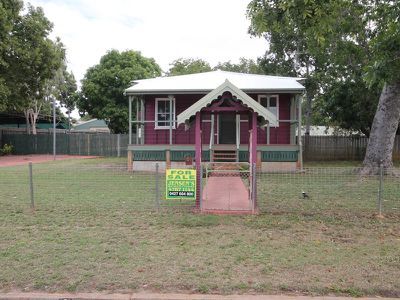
[124, 70, 305, 171]
[124, 70, 305, 212]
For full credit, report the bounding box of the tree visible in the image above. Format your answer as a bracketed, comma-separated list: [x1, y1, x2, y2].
[0, 2, 65, 133]
[78, 50, 161, 133]
[247, 0, 333, 134]
[214, 58, 263, 74]
[18, 14, 65, 134]
[0, 0, 23, 108]
[29, 61, 78, 134]
[79, 114, 94, 122]
[361, 1, 400, 172]
[318, 79, 382, 137]
[247, 1, 374, 134]
[53, 62, 78, 130]
[247, 0, 400, 171]
[25, 58, 67, 135]
[167, 58, 211, 76]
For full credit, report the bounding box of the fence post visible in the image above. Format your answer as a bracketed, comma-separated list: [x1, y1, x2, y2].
[67, 133, 71, 155]
[199, 163, 203, 211]
[155, 163, 160, 212]
[377, 160, 384, 216]
[53, 98, 56, 160]
[117, 134, 121, 157]
[252, 162, 257, 212]
[87, 134, 90, 155]
[29, 162, 34, 211]
[77, 133, 80, 155]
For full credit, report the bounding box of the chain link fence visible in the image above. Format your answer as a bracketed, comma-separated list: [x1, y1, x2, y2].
[1, 162, 195, 217]
[257, 167, 400, 216]
[1, 162, 399, 217]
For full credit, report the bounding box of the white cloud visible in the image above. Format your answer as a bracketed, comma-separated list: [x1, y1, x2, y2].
[28, 0, 267, 83]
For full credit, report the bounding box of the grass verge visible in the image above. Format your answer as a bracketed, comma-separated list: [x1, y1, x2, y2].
[0, 158, 399, 296]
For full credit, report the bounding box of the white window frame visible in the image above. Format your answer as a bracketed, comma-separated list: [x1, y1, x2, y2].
[154, 97, 176, 130]
[258, 94, 279, 128]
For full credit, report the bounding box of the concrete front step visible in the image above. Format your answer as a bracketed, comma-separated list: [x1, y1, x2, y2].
[212, 150, 238, 162]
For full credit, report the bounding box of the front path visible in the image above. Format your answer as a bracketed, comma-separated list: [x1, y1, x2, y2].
[202, 175, 252, 213]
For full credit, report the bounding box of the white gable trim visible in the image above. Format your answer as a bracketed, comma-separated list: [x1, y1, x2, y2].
[176, 80, 278, 127]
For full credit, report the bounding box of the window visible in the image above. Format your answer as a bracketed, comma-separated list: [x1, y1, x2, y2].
[258, 95, 279, 127]
[155, 98, 175, 129]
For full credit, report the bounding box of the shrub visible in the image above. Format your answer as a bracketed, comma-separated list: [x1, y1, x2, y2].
[0, 143, 14, 156]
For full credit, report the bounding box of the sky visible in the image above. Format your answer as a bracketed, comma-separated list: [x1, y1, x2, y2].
[28, 0, 268, 84]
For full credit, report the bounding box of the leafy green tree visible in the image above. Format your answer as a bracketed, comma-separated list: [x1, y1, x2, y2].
[167, 58, 211, 76]
[24, 58, 77, 134]
[247, 0, 400, 170]
[247, 0, 372, 134]
[361, 1, 400, 172]
[214, 58, 263, 74]
[247, 0, 334, 134]
[52, 61, 78, 130]
[78, 50, 161, 133]
[318, 80, 381, 137]
[79, 114, 94, 122]
[0, 2, 65, 133]
[56, 64, 77, 111]
[38, 104, 68, 126]
[0, 0, 23, 107]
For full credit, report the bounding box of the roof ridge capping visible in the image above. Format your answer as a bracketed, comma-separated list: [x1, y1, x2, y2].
[76, 118, 98, 125]
[215, 69, 304, 80]
[130, 70, 303, 83]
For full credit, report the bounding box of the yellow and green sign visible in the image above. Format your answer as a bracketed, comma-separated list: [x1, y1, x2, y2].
[166, 169, 196, 200]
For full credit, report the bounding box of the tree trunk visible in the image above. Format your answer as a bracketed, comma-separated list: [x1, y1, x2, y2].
[24, 110, 31, 134]
[361, 82, 400, 174]
[31, 114, 37, 135]
[26, 109, 39, 135]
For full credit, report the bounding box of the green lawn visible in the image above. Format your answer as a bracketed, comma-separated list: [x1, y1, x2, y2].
[258, 167, 400, 215]
[0, 158, 399, 296]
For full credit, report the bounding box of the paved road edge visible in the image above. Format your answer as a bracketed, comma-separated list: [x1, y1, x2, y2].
[0, 292, 398, 300]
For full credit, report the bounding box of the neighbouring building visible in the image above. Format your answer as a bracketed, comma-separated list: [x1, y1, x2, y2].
[72, 118, 110, 133]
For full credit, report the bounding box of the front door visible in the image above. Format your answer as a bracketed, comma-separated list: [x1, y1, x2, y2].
[219, 113, 236, 144]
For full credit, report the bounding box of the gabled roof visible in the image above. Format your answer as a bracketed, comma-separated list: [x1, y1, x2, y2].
[125, 70, 305, 95]
[73, 119, 108, 130]
[177, 80, 278, 127]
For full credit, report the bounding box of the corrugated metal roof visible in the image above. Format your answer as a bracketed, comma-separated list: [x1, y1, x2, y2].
[177, 80, 278, 126]
[125, 70, 305, 95]
[73, 119, 109, 130]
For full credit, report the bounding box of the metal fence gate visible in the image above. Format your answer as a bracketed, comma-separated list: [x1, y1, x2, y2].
[201, 162, 256, 213]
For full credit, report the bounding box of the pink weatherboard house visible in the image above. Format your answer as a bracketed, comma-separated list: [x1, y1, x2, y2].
[124, 71, 305, 212]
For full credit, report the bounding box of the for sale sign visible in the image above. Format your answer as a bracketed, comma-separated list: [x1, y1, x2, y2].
[166, 169, 196, 200]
